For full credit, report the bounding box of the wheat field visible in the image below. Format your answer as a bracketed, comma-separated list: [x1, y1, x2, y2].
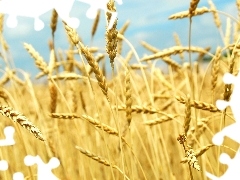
[0, 1, 239, 180]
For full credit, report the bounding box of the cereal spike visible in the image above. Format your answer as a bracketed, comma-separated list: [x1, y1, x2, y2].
[79, 42, 108, 97]
[63, 22, 80, 45]
[208, 0, 221, 28]
[51, 113, 79, 119]
[189, 0, 200, 17]
[125, 70, 132, 126]
[0, 14, 4, 34]
[64, 22, 108, 97]
[140, 46, 209, 61]
[76, 146, 130, 180]
[76, 146, 112, 166]
[0, 105, 44, 141]
[113, 105, 161, 114]
[169, 7, 210, 20]
[50, 9, 58, 37]
[49, 81, 57, 113]
[144, 114, 177, 126]
[176, 96, 219, 112]
[106, 0, 118, 70]
[91, 10, 101, 39]
[181, 144, 214, 163]
[24, 43, 49, 75]
[183, 94, 191, 135]
[185, 146, 200, 171]
[161, 56, 182, 69]
[82, 115, 118, 136]
[211, 47, 221, 92]
[237, 0, 240, 19]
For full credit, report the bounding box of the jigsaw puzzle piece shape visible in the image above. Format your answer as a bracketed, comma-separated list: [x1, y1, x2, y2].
[78, 0, 107, 19]
[216, 100, 229, 111]
[0, 126, 15, 146]
[216, 71, 240, 120]
[0, 160, 8, 171]
[0, 0, 53, 30]
[54, 0, 80, 29]
[0, 0, 80, 30]
[222, 73, 236, 84]
[13, 172, 24, 180]
[212, 122, 240, 145]
[206, 148, 240, 179]
[24, 155, 60, 180]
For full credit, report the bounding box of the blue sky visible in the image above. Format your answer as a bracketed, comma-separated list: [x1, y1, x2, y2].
[1, 0, 238, 77]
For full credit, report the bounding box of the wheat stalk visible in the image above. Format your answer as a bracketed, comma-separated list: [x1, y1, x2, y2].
[51, 113, 79, 119]
[129, 64, 148, 70]
[125, 70, 132, 126]
[0, 14, 4, 34]
[176, 96, 219, 112]
[75, 146, 130, 180]
[169, 7, 210, 20]
[79, 43, 109, 96]
[88, 54, 105, 75]
[144, 114, 177, 126]
[50, 72, 84, 80]
[106, 0, 118, 70]
[48, 40, 56, 75]
[181, 144, 214, 163]
[189, 0, 200, 17]
[49, 81, 58, 113]
[140, 46, 210, 61]
[50, 9, 58, 37]
[224, 18, 231, 46]
[24, 43, 49, 75]
[81, 115, 118, 136]
[161, 56, 182, 69]
[211, 47, 221, 92]
[114, 104, 161, 114]
[208, 0, 221, 28]
[0, 105, 44, 141]
[184, 94, 191, 135]
[185, 146, 201, 171]
[173, 33, 184, 61]
[64, 22, 109, 97]
[91, 10, 101, 39]
[63, 22, 80, 45]
[76, 146, 112, 166]
[237, 0, 240, 19]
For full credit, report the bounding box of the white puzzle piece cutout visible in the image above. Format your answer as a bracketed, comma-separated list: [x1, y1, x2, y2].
[212, 72, 240, 145]
[0, 126, 15, 177]
[0, 0, 79, 31]
[206, 149, 240, 180]
[0, 160, 8, 171]
[206, 71, 240, 179]
[13, 172, 24, 180]
[0, 0, 123, 31]
[0, 126, 15, 146]
[24, 155, 60, 180]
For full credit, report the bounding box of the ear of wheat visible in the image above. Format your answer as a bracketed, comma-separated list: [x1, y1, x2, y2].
[106, 0, 118, 70]
[0, 105, 44, 141]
